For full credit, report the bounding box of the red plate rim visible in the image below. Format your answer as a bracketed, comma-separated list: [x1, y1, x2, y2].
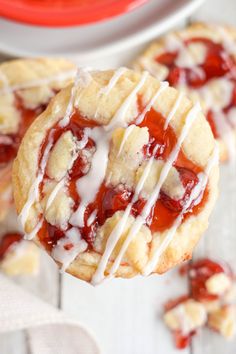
[0, 0, 149, 27]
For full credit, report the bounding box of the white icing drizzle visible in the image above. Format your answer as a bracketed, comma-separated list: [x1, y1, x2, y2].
[76, 128, 89, 149]
[99, 67, 127, 96]
[46, 178, 67, 211]
[24, 218, 43, 241]
[106, 71, 149, 131]
[70, 127, 110, 228]
[19, 130, 55, 227]
[164, 92, 184, 129]
[143, 143, 219, 275]
[59, 68, 92, 128]
[87, 209, 97, 227]
[94, 68, 127, 119]
[0, 69, 76, 96]
[135, 81, 169, 125]
[52, 227, 88, 272]
[117, 124, 135, 157]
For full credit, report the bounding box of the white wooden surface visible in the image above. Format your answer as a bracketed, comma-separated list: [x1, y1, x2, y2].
[1, 0, 236, 353]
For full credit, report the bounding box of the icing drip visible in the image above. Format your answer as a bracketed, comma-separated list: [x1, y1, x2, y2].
[46, 177, 67, 211]
[164, 92, 184, 129]
[117, 124, 136, 157]
[59, 68, 92, 128]
[143, 144, 219, 275]
[87, 209, 97, 227]
[95, 67, 127, 118]
[99, 67, 127, 96]
[106, 71, 148, 131]
[52, 227, 87, 272]
[70, 127, 110, 227]
[24, 218, 43, 241]
[135, 81, 169, 125]
[19, 130, 55, 227]
[0, 69, 76, 96]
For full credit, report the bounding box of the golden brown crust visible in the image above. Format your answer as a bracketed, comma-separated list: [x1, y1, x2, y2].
[0, 57, 76, 221]
[133, 22, 236, 162]
[13, 68, 219, 282]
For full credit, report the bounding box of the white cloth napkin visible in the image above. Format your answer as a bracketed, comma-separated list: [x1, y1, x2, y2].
[0, 273, 100, 354]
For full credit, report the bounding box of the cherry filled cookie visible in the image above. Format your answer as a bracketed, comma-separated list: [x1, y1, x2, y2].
[0, 58, 76, 222]
[133, 22, 236, 162]
[13, 68, 219, 284]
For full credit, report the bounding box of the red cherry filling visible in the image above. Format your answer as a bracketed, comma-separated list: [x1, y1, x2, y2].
[102, 187, 132, 219]
[187, 258, 231, 301]
[173, 330, 196, 350]
[156, 38, 236, 87]
[46, 224, 65, 249]
[0, 232, 23, 260]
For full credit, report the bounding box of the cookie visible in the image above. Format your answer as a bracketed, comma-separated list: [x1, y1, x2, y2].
[13, 68, 219, 284]
[0, 58, 76, 221]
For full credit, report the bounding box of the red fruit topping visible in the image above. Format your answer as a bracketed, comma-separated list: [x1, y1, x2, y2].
[167, 67, 185, 86]
[102, 187, 132, 220]
[0, 232, 23, 260]
[189, 258, 231, 301]
[173, 330, 195, 350]
[156, 51, 178, 66]
[80, 222, 98, 248]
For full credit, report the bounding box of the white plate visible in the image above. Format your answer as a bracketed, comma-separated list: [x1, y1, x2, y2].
[0, 0, 205, 63]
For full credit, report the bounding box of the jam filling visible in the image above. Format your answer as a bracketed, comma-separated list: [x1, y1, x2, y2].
[155, 37, 236, 138]
[180, 258, 233, 301]
[37, 102, 208, 253]
[0, 232, 23, 260]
